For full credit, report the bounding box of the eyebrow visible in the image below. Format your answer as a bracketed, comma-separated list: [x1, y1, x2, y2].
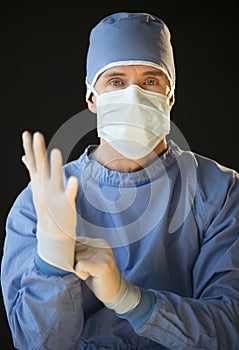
[102, 69, 165, 79]
[102, 71, 127, 78]
[142, 70, 164, 76]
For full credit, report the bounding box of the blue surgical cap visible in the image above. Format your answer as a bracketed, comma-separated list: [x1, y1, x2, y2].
[85, 12, 176, 100]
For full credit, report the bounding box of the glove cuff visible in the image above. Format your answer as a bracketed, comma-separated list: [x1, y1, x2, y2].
[37, 229, 75, 273]
[105, 275, 141, 314]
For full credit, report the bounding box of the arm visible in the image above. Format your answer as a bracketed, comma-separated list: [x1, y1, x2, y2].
[74, 169, 239, 349]
[1, 187, 84, 350]
[1, 131, 84, 349]
[118, 172, 239, 349]
[75, 236, 239, 350]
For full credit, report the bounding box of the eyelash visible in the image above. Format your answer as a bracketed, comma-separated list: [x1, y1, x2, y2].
[145, 79, 157, 85]
[109, 79, 159, 86]
[109, 80, 123, 86]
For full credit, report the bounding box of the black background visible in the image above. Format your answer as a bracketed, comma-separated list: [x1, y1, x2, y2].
[1, 1, 238, 348]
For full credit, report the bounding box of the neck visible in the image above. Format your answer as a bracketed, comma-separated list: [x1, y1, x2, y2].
[93, 139, 168, 172]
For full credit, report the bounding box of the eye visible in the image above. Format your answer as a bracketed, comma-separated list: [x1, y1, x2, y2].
[142, 77, 169, 94]
[144, 79, 157, 86]
[109, 79, 124, 87]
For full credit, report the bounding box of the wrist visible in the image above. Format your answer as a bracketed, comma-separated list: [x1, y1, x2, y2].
[35, 254, 70, 276]
[37, 229, 75, 272]
[105, 275, 141, 314]
[116, 288, 156, 328]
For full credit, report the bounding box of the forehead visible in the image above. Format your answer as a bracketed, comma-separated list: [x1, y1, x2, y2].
[99, 64, 169, 80]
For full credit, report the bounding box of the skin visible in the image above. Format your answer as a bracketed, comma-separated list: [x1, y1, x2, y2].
[22, 65, 174, 304]
[88, 65, 174, 172]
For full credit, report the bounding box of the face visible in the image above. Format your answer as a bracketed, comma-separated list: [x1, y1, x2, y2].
[88, 65, 173, 113]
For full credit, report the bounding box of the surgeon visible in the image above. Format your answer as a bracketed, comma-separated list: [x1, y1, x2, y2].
[1, 12, 239, 350]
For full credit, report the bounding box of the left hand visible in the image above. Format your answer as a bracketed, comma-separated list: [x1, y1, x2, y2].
[75, 237, 121, 304]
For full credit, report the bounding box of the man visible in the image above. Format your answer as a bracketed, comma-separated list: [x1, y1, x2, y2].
[1, 12, 239, 350]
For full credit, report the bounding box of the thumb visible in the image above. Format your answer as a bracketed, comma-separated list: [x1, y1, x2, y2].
[21, 155, 29, 170]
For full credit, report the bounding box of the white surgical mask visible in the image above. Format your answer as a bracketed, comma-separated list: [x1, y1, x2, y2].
[95, 85, 171, 160]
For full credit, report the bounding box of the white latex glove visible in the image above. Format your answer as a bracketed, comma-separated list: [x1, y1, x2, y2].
[22, 130, 78, 274]
[75, 237, 141, 313]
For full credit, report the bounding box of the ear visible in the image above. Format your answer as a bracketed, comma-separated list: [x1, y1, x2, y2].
[87, 93, 97, 114]
[169, 94, 175, 110]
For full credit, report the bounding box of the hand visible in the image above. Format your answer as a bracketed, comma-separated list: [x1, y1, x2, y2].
[75, 237, 141, 312]
[22, 130, 78, 272]
[75, 237, 121, 304]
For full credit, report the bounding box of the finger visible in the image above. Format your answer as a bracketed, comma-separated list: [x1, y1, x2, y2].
[33, 132, 50, 177]
[75, 258, 99, 279]
[21, 155, 29, 170]
[76, 237, 111, 249]
[74, 261, 90, 280]
[50, 148, 64, 190]
[22, 130, 36, 174]
[75, 238, 91, 253]
[76, 271, 90, 280]
[66, 176, 78, 203]
[76, 236, 91, 245]
[75, 242, 89, 253]
[75, 249, 93, 261]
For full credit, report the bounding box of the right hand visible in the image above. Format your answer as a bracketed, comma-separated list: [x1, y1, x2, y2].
[22, 130, 78, 272]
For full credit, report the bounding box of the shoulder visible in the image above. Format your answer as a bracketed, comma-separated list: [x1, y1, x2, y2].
[194, 152, 239, 190]
[168, 139, 239, 191]
[191, 152, 239, 224]
[169, 140, 239, 217]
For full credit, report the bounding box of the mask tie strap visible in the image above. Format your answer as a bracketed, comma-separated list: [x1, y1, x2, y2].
[86, 80, 99, 100]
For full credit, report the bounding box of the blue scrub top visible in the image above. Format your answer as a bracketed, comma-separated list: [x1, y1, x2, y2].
[1, 140, 239, 349]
